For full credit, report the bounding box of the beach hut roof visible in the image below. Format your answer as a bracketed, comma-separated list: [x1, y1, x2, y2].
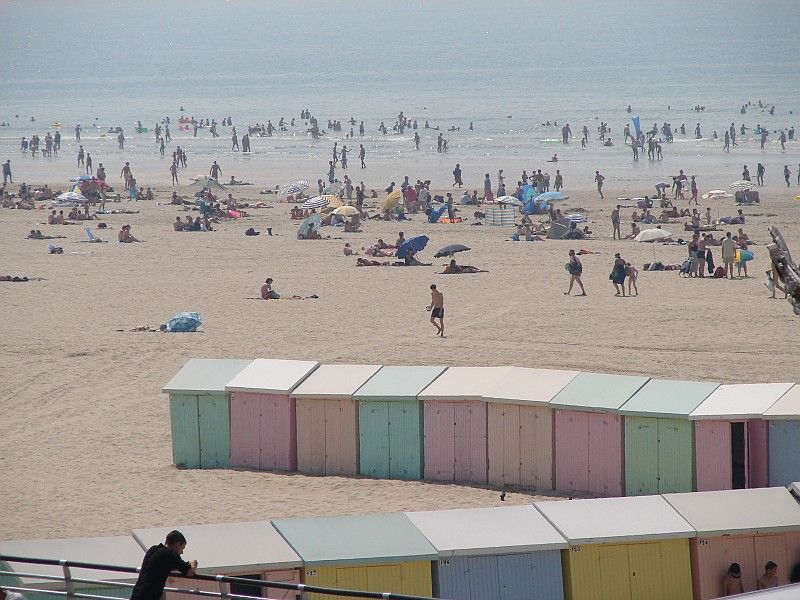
[762, 385, 800, 420]
[482, 367, 580, 406]
[0, 536, 143, 587]
[353, 366, 447, 401]
[417, 366, 512, 401]
[162, 359, 252, 395]
[689, 383, 795, 420]
[620, 379, 720, 418]
[225, 359, 320, 394]
[271, 513, 437, 566]
[534, 495, 694, 545]
[727, 584, 800, 599]
[549, 372, 649, 413]
[290, 364, 381, 399]
[405, 505, 567, 557]
[663, 488, 800, 537]
[131, 522, 301, 573]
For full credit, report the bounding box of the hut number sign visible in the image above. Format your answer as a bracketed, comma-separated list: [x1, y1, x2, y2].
[306, 570, 318, 576]
[439, 559, 451, 566]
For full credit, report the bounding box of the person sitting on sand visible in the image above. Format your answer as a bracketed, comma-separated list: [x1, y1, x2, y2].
[174, 216, 184, 231]
[260, 278, 280, 299]
[118, 224, 141, 243]
[625, 223, 641, 239]
[404, 247, 429, 266]
[170, 191, 183, 205]
[631, 210, 640, 223]
[344, 215, 361, 232]
[290, 206, 304, 219]
[68, 206, 79, 220]
[47, 210, 57, 225]
[343, 243, 358, 256]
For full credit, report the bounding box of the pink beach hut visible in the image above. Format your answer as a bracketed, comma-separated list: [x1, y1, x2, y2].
[224, 359, 319, 472]
[132, 522, 302, 600]
[418, 366, 510, 485]
[482, 367, 580, 491]
[550, 372, 649, 497]
[290, 363, 381, 476]
[689, 383, 795, 491]
[664, 488, 800, 599]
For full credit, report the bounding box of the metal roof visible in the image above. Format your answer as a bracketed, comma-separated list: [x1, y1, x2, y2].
[620, 379, 720, 418]
[225, 359, 320, 394]
[131, 522, 301, 573]
[689, 383, 795, 420]
[0, 536, 143, 587]
[663, 488, 800, 537]
[405, 505, 567, 557]
[353, 366, 447, 401]
[549, 372, 649, 413]
[417, 367, 512, 401]
[271, 513, 437, 566]
[162, 359, 252, 395]
[290, 364, 382, 399]
[482, 367, 580, 406]
[534, 495, 694, 545]
[762, 385, 800, 420]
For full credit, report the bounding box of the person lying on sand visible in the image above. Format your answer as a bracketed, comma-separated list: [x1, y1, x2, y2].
[442, 258, 487, 274]
[27, 229, 65, 240]
[356, 257, 391, 266]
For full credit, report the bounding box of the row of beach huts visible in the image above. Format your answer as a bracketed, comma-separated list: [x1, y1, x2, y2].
[2, 486, 800, 600]
[161, 359, 800, 494]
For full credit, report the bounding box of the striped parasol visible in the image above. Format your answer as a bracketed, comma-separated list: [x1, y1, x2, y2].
[730, 180, 756, 191]
[280, 180, 310, 196]
[302, 196, 329, 209]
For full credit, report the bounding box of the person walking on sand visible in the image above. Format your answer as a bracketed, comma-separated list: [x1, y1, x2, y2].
[130, 530, 197, 600]
[611, 205, 621, 239]
[429, 284, 445, 337]
[626, 262, 638, 296]
[594, 170, 605, 198]
[564, 249, 587, 296]
[2, 160, 11, 184]
[170, 162, 178, 185]
[209, 161, 222, 181]
[453, 163, 463, 188]
[611, 253, 627, 296]
[359, 144, 366, 168]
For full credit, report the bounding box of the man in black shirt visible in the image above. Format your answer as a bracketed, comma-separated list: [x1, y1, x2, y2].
[130, 531, 197, 600]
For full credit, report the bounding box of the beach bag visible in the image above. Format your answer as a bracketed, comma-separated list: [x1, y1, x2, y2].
[714, 266, 726, 278]
[679, 258, 692, 277]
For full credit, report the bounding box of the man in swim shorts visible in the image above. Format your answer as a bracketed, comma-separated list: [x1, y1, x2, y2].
[429, 284, 444, 337]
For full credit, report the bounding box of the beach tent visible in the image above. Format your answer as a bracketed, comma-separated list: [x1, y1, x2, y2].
[664, 488, 800, 599]
[353, 366, 447, 480]
[689, 383, 795, 491]
[271, 513, 436, 600]
[162, 359, 252, 469]
[484, 206, 515, 226]
[0, 536, 143, 600]
[225, 359, 320, 472]
[535, 495, 695, 600]
[418, 366, 511, 485]
[550, 372, 649, 497]
[290, 364, 381, 476]
[620, 379, 720, 495]
[132, 522, 302, 600]
[406, 506, 567, 600]
[763, 385, 800, 486]
[482, 367, 580, 490]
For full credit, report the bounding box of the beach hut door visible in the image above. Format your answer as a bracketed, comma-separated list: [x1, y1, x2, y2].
[730, 422, 747, 489]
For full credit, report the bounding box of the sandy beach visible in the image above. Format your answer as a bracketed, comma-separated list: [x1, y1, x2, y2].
[1, 170, 798, 540]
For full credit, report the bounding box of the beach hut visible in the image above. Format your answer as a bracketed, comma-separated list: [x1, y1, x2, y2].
[550, 372, 649, 497]
[132, 522, 302, 600]
[290, 364, 381, 476]
[620, 379, 720, 495]
[406, 505, 567, 600]
[418, 366, 511, 485]
[535, 495, 695, 600]
[0, 536, 143, 600]
[664, 488, 800, 599]
[690, 383, 795, 491]
[162, 359, 252, 469]
[353, 365, 446, 480]
[271, 513, 436, 600]
[763, 385, 800, 487]
[482, 367, 580, 490]
[224, 359, 319, 472]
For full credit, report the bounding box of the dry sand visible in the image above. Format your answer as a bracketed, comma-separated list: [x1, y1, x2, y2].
[1, 179, 798, 541]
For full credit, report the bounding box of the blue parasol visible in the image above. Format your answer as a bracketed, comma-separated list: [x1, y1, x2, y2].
[161, 311, 202, 332]
[396, 235, 429, 258]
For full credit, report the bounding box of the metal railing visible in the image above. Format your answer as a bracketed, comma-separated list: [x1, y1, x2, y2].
[0, 556, 439, 600]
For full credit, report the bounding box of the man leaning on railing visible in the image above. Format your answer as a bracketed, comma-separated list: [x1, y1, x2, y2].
[1, 586, 27, 600]
[130, 530, 197, 600]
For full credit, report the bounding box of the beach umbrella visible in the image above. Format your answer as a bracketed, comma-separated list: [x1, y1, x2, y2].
[190, 177, 226, 190]
[534, 191, 568, 202]
[702, 190, 734, 199]
[54, 191, 88, 204]
[396, 235, 429, 258]
[635, 228, 673, 242]
[161, 311, 202, 333]
[497, 196, 524, 207]
[321, 194, 344, 208]
[280, 180, 310, 196]
[381, 189, 403, 212]
[73, 174, 95, 182]
[333, 205, 359, 216]
[521, 184, 537, 202]
[434, 244, 470, 258]
[323, 182, 343, 196]
[566, 213, 586, 223]
[730, 180, 756, 191]
[302, 196, 329, 209]
[297, 213, 322, 238]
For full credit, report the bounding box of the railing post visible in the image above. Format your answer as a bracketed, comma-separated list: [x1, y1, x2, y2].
[296, 583, 307, 600]
[61, 561, 74, 599]
[216, 575, 230, 600]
